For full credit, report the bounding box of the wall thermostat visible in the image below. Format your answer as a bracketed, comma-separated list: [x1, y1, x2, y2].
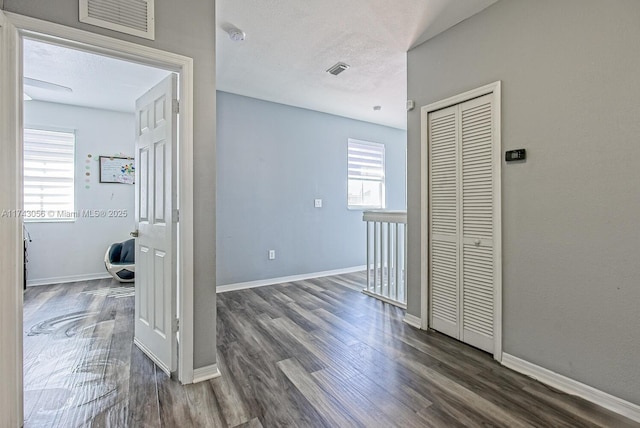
[505, 149, 526, 162]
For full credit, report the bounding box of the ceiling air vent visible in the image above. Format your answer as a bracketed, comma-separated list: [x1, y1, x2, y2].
[79, 0, 155, 40]
[326, 62, 350, 76]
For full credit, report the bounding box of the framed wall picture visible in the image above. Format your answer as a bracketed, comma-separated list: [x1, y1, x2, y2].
[99, 156, 135, 184]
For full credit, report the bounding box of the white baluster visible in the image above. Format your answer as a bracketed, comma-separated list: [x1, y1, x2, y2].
[373, 221, 378, 293]
[366, 220, 371, 292]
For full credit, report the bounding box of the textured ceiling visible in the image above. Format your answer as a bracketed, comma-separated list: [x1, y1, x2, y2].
[23, 38, 170, 113]
[216, 0, 497, 129]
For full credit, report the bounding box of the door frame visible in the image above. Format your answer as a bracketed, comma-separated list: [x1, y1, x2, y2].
[1, 10, 196, 413]
[420, 81, 502, 361]
[0, 9, 24, 427]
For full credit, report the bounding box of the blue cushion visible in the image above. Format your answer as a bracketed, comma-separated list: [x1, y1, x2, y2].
[120, 239, 135, 264]
[109, 243, 123, 263]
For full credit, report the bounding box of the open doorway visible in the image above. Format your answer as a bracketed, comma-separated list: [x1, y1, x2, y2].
[0, 12, 198, 424]
[21, 37, 178, 424]
[0, 13, 203, 423]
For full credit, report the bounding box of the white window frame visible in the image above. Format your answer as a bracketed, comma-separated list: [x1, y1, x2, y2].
[23, 127, 76, 222]
[347, 138, 386, 210]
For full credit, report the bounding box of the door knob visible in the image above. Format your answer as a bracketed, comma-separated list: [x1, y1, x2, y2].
[474, 239, 481, 246]
[130, 230, 139, 237]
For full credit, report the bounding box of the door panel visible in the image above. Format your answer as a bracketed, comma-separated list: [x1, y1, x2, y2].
[429, 105, 460, 338]
[134, 74, 177, 375]
[460, 94, 495, 353]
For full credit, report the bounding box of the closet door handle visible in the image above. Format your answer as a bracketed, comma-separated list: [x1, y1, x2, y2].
[474, 239, 481, 246]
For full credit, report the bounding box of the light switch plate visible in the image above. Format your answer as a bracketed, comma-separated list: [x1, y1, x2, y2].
[314, 199, 322, 208]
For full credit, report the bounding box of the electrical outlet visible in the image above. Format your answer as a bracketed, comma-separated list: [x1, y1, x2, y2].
[268, 250, 276, 260]
[314, 199, 322, 208]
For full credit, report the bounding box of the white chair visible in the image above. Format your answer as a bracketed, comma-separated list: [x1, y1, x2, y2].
[104, 238, 135, 283]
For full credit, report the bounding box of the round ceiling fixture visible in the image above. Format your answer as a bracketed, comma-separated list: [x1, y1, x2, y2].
[227, 28, 246, 42]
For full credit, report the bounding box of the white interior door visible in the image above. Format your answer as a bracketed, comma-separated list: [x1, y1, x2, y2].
[134, 74, 178, 375]
[429, 93, 499, 354]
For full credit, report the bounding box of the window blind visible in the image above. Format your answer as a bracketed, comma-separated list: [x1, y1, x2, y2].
[23, 128, 75, 219]
[348, 140, 385, 181]
[347, 139, 385, 209]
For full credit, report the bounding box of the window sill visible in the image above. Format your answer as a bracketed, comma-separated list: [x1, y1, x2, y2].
[348, 206, 385, 211]
[24, 218, 77, 224]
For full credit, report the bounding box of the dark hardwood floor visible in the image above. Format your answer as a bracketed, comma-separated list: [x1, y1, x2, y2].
[23, 273, 639, 427]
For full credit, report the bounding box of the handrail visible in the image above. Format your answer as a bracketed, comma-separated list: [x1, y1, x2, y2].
[362, 210, 407, 223]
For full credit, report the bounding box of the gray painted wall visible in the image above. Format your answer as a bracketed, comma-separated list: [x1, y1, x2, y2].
[407, 0, 640, 405]
[3, 0, 217, 369]
[217, 91, 406, 285]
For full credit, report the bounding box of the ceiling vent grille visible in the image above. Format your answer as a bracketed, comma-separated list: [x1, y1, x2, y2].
[79, 0, 155, 40]
[327, 62, 350, 76]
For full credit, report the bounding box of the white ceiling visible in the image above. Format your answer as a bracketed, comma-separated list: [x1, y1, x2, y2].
[23, 38, 171, 113]
[23, 1, 497, 123]
[216, 0, 497, 129]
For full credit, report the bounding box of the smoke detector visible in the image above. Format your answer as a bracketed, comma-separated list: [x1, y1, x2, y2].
[373, 105, 382, 111]
[326, 62, 350, 76]
[227, 27, 246, 42]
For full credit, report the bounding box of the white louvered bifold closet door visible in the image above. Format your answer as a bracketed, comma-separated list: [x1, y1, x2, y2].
[428, 105, 460, 339]
[429, 93, 497, 354]
[460, 94, 495, 353]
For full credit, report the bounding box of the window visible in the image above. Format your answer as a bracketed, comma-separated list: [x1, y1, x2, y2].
[23, 128, 76, 221]
[347, 138, 385, 209]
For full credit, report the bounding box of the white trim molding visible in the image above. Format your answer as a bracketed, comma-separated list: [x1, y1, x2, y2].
[502, 353, 640, 423]
[217, 266, 367, 293]
[403, 314, 422, 329]
[192, 364, 221, 383]
[26, 272, 112, 287]
[0, 9, 24, 426]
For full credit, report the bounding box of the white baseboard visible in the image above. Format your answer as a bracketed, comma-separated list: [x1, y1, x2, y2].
[403, 313, 422, 329]
[502, 353, 640, 423]
[192, 364, 221, 383]
[26, 272, 112, 287]
[217, 265, 367, 293]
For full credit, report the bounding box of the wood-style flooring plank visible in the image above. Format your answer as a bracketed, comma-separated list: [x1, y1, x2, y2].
[311, 368, 427, 428]
[276, 358, 359, 427]
[182, 381, 228, 428]
[220, 341, 305, 427]
[126, 345, 161, 427]
[155, 370, 194, 427]
[209, 351, 253, 427]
